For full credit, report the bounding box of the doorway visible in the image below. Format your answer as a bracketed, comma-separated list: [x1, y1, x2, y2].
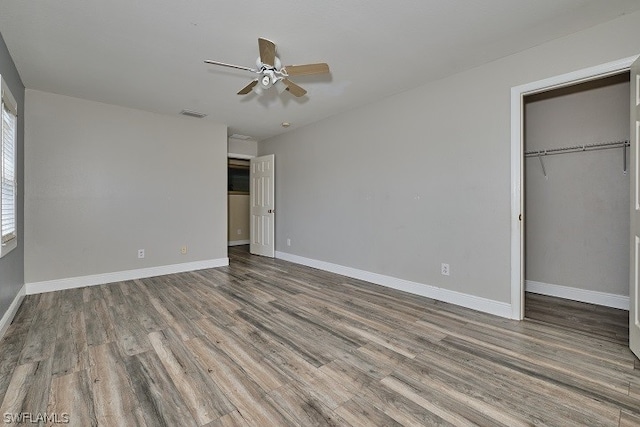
[523, 73, 630, 324]
[226, 154, 276, 258]
[228, 158, 251, 247]
[510, 55, 638, 320]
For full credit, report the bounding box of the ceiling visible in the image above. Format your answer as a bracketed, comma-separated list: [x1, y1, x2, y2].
[1, 1, 639, 141]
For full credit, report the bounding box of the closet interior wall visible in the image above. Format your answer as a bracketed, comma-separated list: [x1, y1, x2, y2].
[524, 73, 630, 299]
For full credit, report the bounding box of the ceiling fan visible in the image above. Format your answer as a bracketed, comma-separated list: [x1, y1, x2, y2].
[204, 38, 330, 97]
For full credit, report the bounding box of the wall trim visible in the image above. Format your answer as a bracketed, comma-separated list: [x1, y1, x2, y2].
[228, 240, 250, 247]
[510, 55, 639, 320]
[276, 251, 512, 319]
[25, 258, 229, 295]
[0, 284, 26, 339]
[526, 280, 629, 310]
[228, 153, 255, 159]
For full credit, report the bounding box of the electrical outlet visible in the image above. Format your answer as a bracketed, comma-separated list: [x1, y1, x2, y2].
[180, 246, 188, 254]
[441, 263, 450, 276]
[287, 238, 291, 246]
[138, 249, 145, 259]
[237, 228, 242, 235]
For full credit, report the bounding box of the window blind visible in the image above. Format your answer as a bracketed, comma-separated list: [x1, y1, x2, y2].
[1, 99, 16, 245]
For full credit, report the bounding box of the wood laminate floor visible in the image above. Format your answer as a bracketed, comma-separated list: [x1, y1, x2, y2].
[1, 246, 639, 426]
[525, 292, 630, 346]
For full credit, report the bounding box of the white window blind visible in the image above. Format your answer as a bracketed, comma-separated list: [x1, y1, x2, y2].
[1, 83, 17, 249]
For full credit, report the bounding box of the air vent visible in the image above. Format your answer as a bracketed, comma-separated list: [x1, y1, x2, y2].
[180, 109, 207, 118]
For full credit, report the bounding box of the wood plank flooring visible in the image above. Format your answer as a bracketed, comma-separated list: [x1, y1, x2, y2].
[525, 292, 629, 346]
[1, 245, 639, 426]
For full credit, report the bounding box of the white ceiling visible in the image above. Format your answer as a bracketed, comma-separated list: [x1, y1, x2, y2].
[1, 1, 640, 141]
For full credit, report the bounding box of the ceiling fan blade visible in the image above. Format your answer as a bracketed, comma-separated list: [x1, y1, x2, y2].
[284, 63, 330, 76]
[237, 80, 258, 95]
[258, 38, 276, 67]
[204, 60, 257, 73]
[282, 79, 307, 97]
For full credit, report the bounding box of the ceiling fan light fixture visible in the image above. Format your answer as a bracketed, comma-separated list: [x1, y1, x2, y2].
[274, 79, 287, 94]
[260, 75, 272, 88]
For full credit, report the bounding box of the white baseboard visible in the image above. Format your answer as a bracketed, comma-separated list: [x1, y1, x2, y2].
[525, 280, 629, 310]
[228, 240, 250, 247]
[275, 251, 512, 319]
[0, 284, 26, 339]
[25, 258, 229, 295]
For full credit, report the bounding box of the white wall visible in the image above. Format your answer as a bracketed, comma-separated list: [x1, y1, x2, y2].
[24, 90, 228, 284]
[525, 76, 630, 297]
[260, 10, 640, 309]
[228, 137, 257, 158]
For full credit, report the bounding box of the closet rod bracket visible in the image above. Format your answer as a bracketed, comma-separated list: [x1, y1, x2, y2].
[538, 153, 547, 179]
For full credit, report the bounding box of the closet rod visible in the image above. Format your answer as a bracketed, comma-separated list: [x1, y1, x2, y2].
[524, 140, 629, 157]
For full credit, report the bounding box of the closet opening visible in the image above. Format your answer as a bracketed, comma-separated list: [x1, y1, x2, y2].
[522, 72, 631, 338]
[228, 158, 251, 248]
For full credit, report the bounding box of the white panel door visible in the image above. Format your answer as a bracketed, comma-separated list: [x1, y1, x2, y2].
[250, 154, 275, 257]
[631, 57, 640, 359]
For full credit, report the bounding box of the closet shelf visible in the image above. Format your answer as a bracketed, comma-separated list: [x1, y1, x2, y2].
[525, 140, 630, 178]
[524, 140, 629, 157]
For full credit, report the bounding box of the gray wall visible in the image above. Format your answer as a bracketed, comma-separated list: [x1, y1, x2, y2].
[525, 76, 630, 296]
[260, 10, 640, 304]
[24, 90, 227, 283]
[0, 33, 24, 317]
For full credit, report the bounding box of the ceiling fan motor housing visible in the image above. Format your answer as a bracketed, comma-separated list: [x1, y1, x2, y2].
[257, 56, 282, 70]
[256, 56, 283, 89]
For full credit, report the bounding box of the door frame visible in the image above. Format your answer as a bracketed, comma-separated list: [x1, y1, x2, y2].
[510, 55, 638, 320]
